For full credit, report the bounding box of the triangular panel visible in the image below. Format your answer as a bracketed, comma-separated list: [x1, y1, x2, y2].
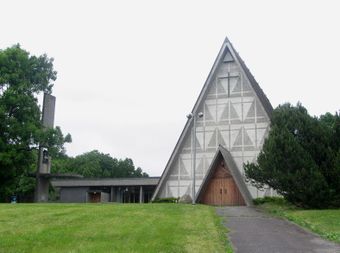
[256, 100, 266, 118]
[204, 104, 215, 121]
[233, 128, 243, 147]
[245, 101, 255, 119]
[196, 158, 204, 174]
[167, 186, 176, 197]
[243, 78, 252, 92]
[217, 129, 226, 146]
[257, 127, 268, 147]
[183, 133, 191, 149]
[217, 79, 227, 94]
[243, 129, 254, 146]
[232, 77, 241, 93]
[230, 103, 240, 120]
[180, 158, 190, 176]
[245, 129, 256, 147]
[208, 129, 217, 147]
[184, 184, 191, 195]
[229, 77, 238, 93]
[207, 82, 217, 96]
[220, 130, 230, 149]
[218, 103, 229, 121]
[223, 50, 234, 62]
[171, 161, 179, 175]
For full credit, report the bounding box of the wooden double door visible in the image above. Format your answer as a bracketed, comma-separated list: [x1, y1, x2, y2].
[201, 161, 245, 206]
[88, 192, 101, 203]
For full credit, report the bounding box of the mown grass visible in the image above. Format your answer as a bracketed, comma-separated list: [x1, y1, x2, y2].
[256, 198, 340, 243]
[0, 203, 232, 253]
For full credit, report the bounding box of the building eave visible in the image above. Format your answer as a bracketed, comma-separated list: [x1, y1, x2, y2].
[51, 177, 160, 188]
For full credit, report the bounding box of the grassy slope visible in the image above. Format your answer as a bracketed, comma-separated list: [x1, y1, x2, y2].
[0, 204, 232, 253]
[259, 201, 340, 243]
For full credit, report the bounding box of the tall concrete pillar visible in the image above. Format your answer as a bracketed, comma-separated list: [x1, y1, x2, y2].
[139, 186, 143, 203]
[35, 93, 55, 202]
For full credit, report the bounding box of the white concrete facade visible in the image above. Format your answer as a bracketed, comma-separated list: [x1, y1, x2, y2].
[153, 38, 273, 201]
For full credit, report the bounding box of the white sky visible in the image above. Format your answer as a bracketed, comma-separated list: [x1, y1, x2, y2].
[1, 0, 339, 176]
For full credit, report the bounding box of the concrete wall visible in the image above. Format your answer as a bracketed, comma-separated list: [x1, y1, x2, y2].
[60, 187, 88, 203]
[157, 43, 271, 200]
[101, 192, 110, 202]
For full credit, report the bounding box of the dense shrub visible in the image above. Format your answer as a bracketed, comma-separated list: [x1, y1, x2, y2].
[152, 197, 179, 203]
[245, 103, 340, 208]
[253, 197, 286, 206]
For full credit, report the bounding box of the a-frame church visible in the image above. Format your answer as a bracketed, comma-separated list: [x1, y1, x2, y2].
[152, 37, 273, 206]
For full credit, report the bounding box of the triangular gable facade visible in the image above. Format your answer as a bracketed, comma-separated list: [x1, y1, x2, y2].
[152, 37, 273, 202]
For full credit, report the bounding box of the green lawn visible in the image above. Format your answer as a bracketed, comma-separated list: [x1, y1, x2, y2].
[258, 201, 340, 243]
[0, 203, 232, 253]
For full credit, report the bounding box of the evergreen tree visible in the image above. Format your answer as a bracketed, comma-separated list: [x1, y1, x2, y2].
[245, 103, 340, 208]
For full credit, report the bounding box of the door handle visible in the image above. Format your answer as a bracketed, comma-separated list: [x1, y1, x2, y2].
[220, 189, 222, 194]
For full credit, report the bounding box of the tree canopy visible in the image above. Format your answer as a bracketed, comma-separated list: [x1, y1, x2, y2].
[52, 150, 149, 178]
[244, 103, 340, 208]
[0, 45, 70, 201]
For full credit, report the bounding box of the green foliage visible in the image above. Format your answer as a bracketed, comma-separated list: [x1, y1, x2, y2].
[0, 45, 70, 202]
[51, 150, 149, 178]
[245, 103, 340, 208]
[152, 197, 179, 203]
[41, 126, 72, 158]
[253, 196, 286, 206]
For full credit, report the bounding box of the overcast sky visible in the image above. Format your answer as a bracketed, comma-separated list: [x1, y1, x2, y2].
[1, 0, 339, 176]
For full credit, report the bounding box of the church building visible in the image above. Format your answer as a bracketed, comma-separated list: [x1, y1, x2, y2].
[152, 37, 273, 206]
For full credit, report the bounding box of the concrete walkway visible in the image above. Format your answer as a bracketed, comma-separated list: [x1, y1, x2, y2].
[217, 207, 340, 253]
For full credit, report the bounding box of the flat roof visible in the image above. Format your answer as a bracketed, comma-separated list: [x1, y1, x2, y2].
[51, 177, 160, 188]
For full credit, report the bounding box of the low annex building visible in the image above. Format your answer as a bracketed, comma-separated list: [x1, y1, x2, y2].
[52, 177, 159, 203]
[151, 37, 273, 206]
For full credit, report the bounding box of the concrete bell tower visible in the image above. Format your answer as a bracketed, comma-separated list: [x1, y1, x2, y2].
[35, 93, 56, 202]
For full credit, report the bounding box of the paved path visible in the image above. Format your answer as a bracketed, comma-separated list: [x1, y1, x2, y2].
[217, 207, 340, 253]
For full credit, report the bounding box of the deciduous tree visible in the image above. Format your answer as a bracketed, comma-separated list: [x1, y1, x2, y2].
[52, 150, 149, 178]
[0, 45, 70, 201]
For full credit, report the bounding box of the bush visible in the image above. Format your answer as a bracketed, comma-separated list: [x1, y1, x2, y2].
[253, 197, 286, 205]
[245, 104, 340, 208]
[152, 197, 179, 203]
